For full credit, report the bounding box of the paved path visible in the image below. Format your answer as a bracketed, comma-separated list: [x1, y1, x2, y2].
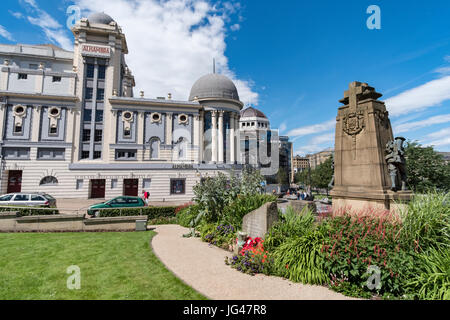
[150, 224, 354, 300]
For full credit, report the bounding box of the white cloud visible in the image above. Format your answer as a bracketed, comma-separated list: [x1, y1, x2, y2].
[293, 132, 334, 156]
[385, 75, 450, 117]
[73, 0, 258, 104]
[21, 0, 73, 50]
[287, 119, 335, 138]
[425, 127, 450, 140]
[9, 11, 23, 19]
[230, 23, 240, 31]
[310, 132, 334, 145]
[435, 66, 450, 75]
[278, 121, 287, 133]
[422, 127, 450, 148]
[0, 25, 14, 41]
[394, 114, 450, 134]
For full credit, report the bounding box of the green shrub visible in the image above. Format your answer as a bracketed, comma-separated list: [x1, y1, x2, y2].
[198, 222, 236, 250]
[405, 245, 450, 300]
[97, 206, 177, 219]
[0, 206, 59, 216]
[176, 204, 201, 228]
[272, 230, 329, 285]
[148, 216, 178, 225]
[399, 192, 450, 250]
[265, 206, 315, 251]
[221, 194, 277, 228]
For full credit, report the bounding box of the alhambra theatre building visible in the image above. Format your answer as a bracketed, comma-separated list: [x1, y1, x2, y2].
[0, 12, 244, 201]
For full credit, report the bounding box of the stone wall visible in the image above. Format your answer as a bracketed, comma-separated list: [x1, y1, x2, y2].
[242, 202, 278, 239]
[288, 200, 317, 214]
[0, 211, 147, 232]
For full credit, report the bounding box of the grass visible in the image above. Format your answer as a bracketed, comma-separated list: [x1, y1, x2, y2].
[0, 231, 206, 300]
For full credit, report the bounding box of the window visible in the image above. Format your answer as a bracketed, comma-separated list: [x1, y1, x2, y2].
[81, 151, 90, 159]
[124, 129, 131, 138]
[52, 76, 61, 82]
[127, 198, 139, 204]
[111, 179, 118, 189]
[97, 88, 104, 101]
[85, 88, 93, 100]
[76, 179, 84, 189]
[83, 109, 92, 122]
[98, 65, 106, 79]
[31, 195, 46, 201]
[18, 73, 27, 80]
[149, 138, 160, 159]
[2, 147, 29, 159]
[142, 178, 151, 189]
[115, 149, 137, 160]
[13, 194, 29, 201]
[14, 124, 23, 134]
[40, 176, 58, 186]
[93, 151, 101, 159]
[49, 126, 58, 135]
[170, 179, 185, 195]
[29, 64, 38, 70]
[94, 129, 103, 142]
[0, 194, 13, 201]
[82, 129, 91, 142]
[95, 110, 103, 122]
[37, 148, 65, 160]
[86, 64, 94, 78]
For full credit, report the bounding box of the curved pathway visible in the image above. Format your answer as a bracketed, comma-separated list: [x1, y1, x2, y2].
[150, 224, 354, 300]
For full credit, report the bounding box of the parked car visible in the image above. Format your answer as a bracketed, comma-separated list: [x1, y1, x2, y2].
[87, 196, 145, 216]
[0, 192, 57, 207]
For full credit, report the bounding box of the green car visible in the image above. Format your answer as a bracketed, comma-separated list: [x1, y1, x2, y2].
[87, 196, 145, 216]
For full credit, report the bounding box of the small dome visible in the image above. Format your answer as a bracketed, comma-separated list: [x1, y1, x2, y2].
[240, 106, 267, 119]
[189, 73, 239, 101]
[88, 12, 115, 25]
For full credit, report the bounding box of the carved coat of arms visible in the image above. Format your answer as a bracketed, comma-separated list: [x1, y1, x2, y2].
[343, 110, 365, 136]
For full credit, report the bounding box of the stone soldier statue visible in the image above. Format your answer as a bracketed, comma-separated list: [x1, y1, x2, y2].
[385, 137, 407, 191]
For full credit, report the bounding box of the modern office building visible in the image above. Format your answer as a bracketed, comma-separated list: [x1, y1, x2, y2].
[0, 12, 243, 201]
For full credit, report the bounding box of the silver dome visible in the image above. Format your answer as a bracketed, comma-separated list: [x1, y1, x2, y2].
[88, 12, 115, 25]
[189, 73, 240, 101]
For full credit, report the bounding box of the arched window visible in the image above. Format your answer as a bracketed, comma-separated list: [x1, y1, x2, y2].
[149, 137, 160, 159]
[39, 176, 58, 186]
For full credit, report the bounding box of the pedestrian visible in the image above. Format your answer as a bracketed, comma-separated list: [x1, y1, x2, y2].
[142, 190, 149, 206]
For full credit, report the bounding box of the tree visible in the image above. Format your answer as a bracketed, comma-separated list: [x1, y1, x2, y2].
[311, 156, 333, 194]
[405, 141, 450, 192]
[276, 167, 289, 186]
[295, 169, 309, 187]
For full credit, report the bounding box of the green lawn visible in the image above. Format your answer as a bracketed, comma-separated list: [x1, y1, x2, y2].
[0, 231, 206, 300]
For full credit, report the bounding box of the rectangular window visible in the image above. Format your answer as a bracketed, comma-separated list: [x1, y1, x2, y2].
[83, 109, 92, 122]
[2, 147, 30, 159]
[76, 179, 84, 190]
[13, 194, 29, 201]
[29, 64, 38, 70]
[94, 129, 102, 142]
[170, 179, 186, 195]
[85, 87, 93, 100]
[81, 151, 90, 159]
[97, 88, 104, 101]
[115, 149, 137, 160]
[18, 73, 27, 80]
[95, 110, 103, 122]
[82, 129, 91, 142]
[52, 76, 61, 82]
[14, 124, 23, 134]
[111, 179, 118, 189]
[37, 148, 65, 160]
[86, 64, 94, 78]
[49, 126, 58, 135]
[93, 151, 101, 159]
[124, 129, 131, 138]
[142, 178, 151, 189]
[98, 65, 106, 79]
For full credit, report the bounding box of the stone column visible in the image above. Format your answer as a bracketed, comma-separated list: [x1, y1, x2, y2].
[211, 110, 217, 163]
[31, 105, 42, 142]
[137, 112, 144, 145]
[218, 110, 224, 163]
[166, 112, 173, 145]
[230, 113, 235, 164]
[235, 114, 240, 164]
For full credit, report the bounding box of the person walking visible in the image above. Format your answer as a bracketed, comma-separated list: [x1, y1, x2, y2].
[142, 190, 149, 206]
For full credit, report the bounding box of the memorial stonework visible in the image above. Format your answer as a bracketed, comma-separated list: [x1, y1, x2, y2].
[330, 82, 412, 212]
[242, 201, 278, 238]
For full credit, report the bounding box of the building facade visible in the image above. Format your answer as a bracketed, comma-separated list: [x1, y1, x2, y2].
[293, 155, 309, 173]
[306, 147, 334, 169]
[0, 12, 244, 201]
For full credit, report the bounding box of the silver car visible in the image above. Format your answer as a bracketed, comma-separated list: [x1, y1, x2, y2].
[0, 193, 57, 207]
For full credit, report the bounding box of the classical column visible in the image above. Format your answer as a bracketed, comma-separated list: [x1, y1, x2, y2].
[137, 112, 144, 145]
[166, 112, 173, 145]
[211, 110, 217, 163]
[218, 110, 224, 163]
[31, 105, 42, 142]
[198, 111, 204, 163]
[234, 114, 240, 164]
[230, 113, 235, 164]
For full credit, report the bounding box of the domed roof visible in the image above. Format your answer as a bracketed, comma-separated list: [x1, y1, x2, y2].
[88, 12, 115, 25]
[189, 73, 239, 101]
[240, 106, 267, 119]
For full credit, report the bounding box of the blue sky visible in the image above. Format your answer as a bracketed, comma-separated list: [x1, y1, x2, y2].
[2, 0, 450, 155]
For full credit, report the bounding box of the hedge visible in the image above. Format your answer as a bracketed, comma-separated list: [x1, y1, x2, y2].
[96, 206, 178, 219]
[0, 206, 59, 216]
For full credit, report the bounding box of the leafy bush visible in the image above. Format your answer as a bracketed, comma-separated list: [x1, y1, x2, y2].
[0, 206, 59, 216]
[221, 194, 277, 228]
[198, 222, 236, 250]
[148, 216, 178, 225]
[399, 192, 450, 250]
[265, 206, 315, 251]
[176, 204, 200, 228]
[405, 245, 450, 300]
[272, 230, 329, 285]
[225, 237, 273, 275]
[97, 206, 177, 219]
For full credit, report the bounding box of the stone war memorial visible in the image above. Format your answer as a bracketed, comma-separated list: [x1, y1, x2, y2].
[330, 81, 413, 213]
